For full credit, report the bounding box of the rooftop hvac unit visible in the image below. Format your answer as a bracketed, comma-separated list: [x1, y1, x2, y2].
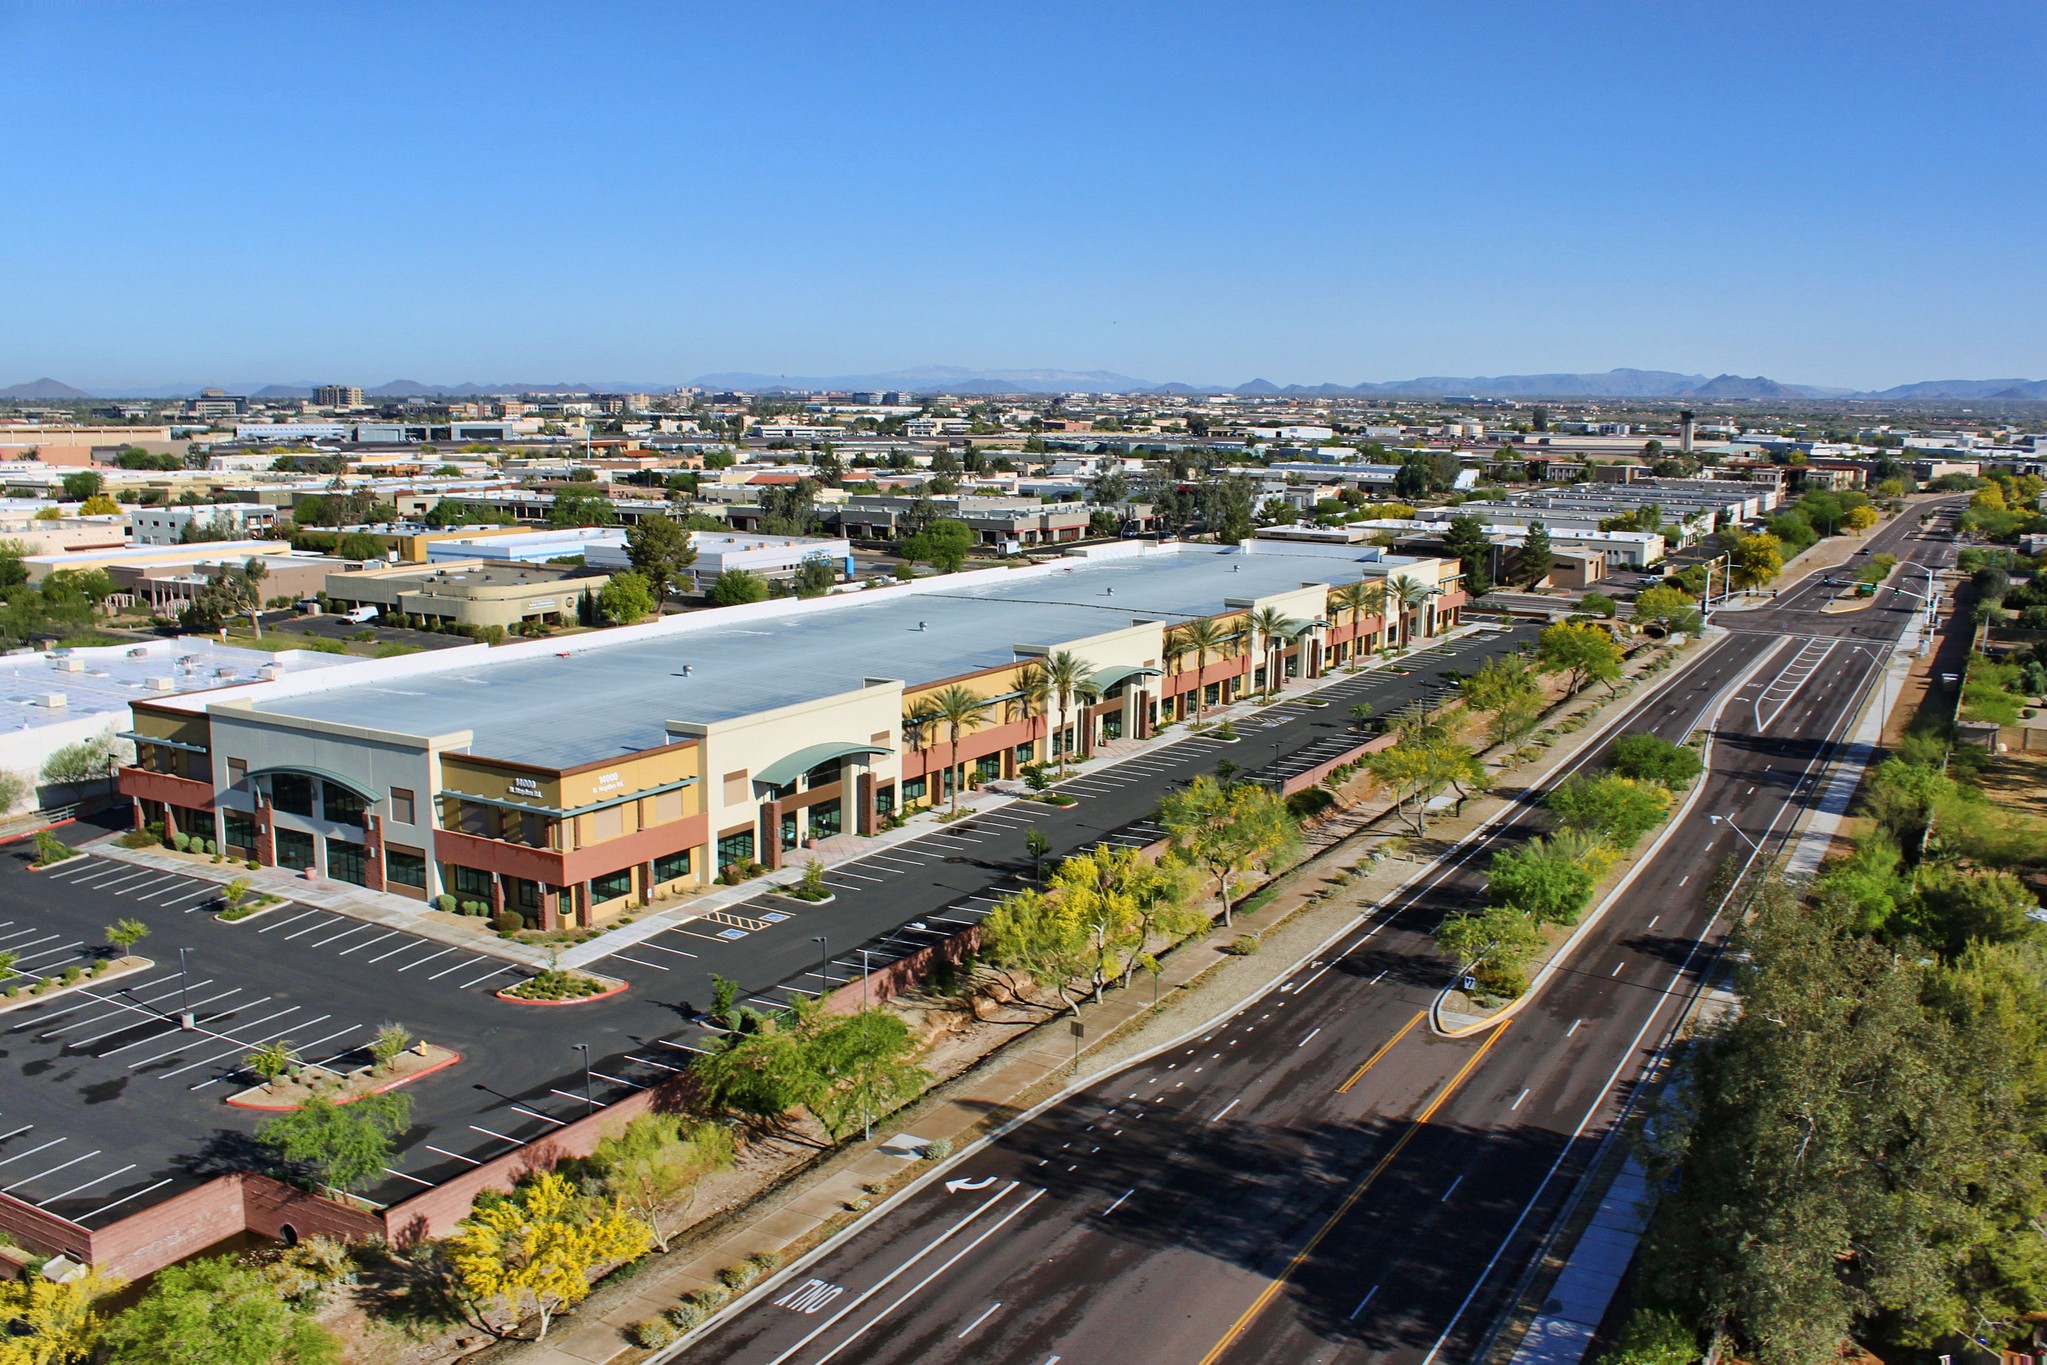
[40, 692, 66, 709]
[144, 676, 176, 692]
[214, 666, 236, 679]
[257, 664, 283, 682]
[53, 657, 83, 672]
[126, 647, 149, 659]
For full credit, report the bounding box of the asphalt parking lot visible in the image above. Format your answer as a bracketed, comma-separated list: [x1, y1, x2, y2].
[0, 623, 1533, 1221]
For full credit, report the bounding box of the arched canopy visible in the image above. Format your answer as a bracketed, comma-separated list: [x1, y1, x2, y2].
[246, 764, 381, 802]
[754, 742, 892, 790]
[1088, 665, 1164, 694]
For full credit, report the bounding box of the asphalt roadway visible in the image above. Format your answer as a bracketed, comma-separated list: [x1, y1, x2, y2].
[670, 499, 1964, 1365]
[0, 622, 1534, 1225]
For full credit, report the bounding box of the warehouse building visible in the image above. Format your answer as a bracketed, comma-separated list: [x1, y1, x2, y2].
[119, 542, 1463, 928]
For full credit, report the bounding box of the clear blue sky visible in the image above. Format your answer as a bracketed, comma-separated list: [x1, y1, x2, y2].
[4, 0, 2043, 392]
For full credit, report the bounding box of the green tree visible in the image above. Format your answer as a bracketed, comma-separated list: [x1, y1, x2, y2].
[256, 1092, 411, 1193]
[1633, 584, 1704, 636]
[99, 1256, 338, 1365]
[803, 1007, 932, 1141]
[370, 1021, 414, 1072]
[707, 568, 769, 606]
[1547, 773, 1671, 849]
[60, 471, 104, 501]
[596, 570, 656, 624]
[334, 531, 385, 561]
[0, 1267, 117, 1364]
[1364, 732, 1489, 836]
[1157, 776, 1299, 926]
[548, 483, 617, 528]
[588, 1113, 735, 1251]
[901, 518, 974, 573]
[1727, 529, 1785, 589]
[1434, 904, 1546, 996]
[1486, 833, 1607, 926]
[105, 917, 149, 954]
[1518, 521, 1552, 586]
[1609, 733, 1703, 788]
[1536, 620, 1625, 696]
[1441, 514, 1492, 593]
[1462, 654, 1545, 748]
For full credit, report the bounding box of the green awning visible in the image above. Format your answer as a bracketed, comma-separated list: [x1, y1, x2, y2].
[1089, 665, 1164, 694]
[754, 742, 892, 790]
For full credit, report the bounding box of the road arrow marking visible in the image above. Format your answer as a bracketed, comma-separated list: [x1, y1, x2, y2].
[945, 1175, 998, 1194]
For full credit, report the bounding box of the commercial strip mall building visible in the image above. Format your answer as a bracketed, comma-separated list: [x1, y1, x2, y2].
[119, 542, 1464, 928]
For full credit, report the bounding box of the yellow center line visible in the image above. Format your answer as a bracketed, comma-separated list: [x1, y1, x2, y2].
[1336, 1009, 1426, 1094]
[1198, 1021, 1514, 1365]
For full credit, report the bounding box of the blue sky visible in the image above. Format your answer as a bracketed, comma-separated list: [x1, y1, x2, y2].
[4, 0, 2044, 392]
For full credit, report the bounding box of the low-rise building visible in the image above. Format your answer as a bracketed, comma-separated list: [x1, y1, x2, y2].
[129, 503, 283, 546]
[586, 530, 852, 592]
[322, 560, 608, 632]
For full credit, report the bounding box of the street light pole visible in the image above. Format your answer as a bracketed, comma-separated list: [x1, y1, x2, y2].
[177, 947, 194, 1029]
[858, 948, 872, 1009]
[813, 935, 828, 994]
[572, 1042, 592, 1109]
[1707, 813, 1763, 857]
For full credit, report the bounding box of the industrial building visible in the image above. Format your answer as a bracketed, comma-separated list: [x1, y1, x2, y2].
[120, 542, 1465, 928]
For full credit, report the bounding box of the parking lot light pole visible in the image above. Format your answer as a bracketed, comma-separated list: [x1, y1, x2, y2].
[859, 948, 873, 1009]
[813, 935, 828, 994]
[572, 1042, 592, 1109]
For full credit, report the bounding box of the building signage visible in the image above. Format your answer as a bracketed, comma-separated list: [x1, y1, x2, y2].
[510, 776, 543, 799]
[593, 771, 625, 794]
[527, 598, 556, 611]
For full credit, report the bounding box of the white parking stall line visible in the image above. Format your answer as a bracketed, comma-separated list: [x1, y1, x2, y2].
[337, 930, 401, 957]
[426, 955, 488, 981]
[138, 879, 207, 903]
[366, 939, 430, 965]
[828, 868, 886, 884]
[70, 987, 238, 1048]
[394, 946, 460, 972]
[456, 965, 515, 989]
[589, 1070, 644, 1090]
[309, 923, 379, 949]
[75, 1177, 173, 1223]
[36, 858, 98, 880]
[40, 1163, 137, 1206]
[283, 916, 342, 941]
[929, 914, 980, 927]
[963, 894, 1006, 905]
[633, 941, 699, 960]
[64, 865, 132, 888]
[468, 1125, 526, 1146]
[551, 1087, 602, 1105]
[0, 931, 60, 955]
[653, 1037, 713, 1056]
[627, 1054, 686, 1074]
[258, 909, 324, 933]
[381, 1166, 435, 1188]
[0, 926, 36, 947]
[424, 1144, 483, 1166]
[140, 1008, 315, 1073]
[13, 940, 86, 969]
[0, 1126, 31, 1145]
[0, 1138, 68, 1170]
[610, 953, 667, 971]
[510, 1104, 568, 1127]
[95, 870, 164, 893]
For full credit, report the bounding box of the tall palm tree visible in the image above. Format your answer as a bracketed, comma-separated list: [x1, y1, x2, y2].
[1359, 580, 1390, 653]
[1007, 661, 1048, 728]
[1331, 581, 1372, 663]
[903, 701, 938, 754]
[1247, 606, 1300, 698]
[925, 683, 989, 812]
[1387, 574, 1432, 648]
[1174, 616, 1230, 720]
[1039, 650, 1089, 774]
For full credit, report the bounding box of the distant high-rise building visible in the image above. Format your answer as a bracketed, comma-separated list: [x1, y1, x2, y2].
[314, 384, 365, 408]
[188, 388, 247, 418]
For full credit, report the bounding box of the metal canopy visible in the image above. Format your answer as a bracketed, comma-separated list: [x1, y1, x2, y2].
[754, 742, 892, 790]
[1088, 665, 1164, 694]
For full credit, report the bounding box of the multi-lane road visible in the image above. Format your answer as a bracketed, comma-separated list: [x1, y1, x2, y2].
[670, 499, 1961, 1365]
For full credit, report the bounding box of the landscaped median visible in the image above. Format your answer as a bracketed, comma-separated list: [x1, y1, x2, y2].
[0, 954, 152, 1013]
[227, 1041, 461, 1111]
[496, 966, 627, 1004]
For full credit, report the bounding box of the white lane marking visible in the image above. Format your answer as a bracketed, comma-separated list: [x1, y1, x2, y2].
[456, 966, 515, 989]
[394, 946, 459, 972]
[1350, 1283, 1381, 1320]
[610, 953, 667, 970]
[1211, 1097, 1241, 1125]
[957, 1302, 1002, 1339]
[468, 1125, 524, 1146]
[1103, 1188, 1135, 1216]
[4, 1149, 100, 1193]
[511, 1104, 567, 1127]
[1511, 1088, 1530, 1111]
[1441, 1174, 1464, 1201]
[426, 956, 486, 981]
[337, 930, 399, 957]
[1566, 1018, 1582, 1038]
[382, 1166, 435, 1187]
[0, 1138, 66, 1169]
[1297, 1027, 1321, 1048]
[258, 909, 323, 933]
[764, 1182, 1029, 1365]
[1611, 961, 1625, 977]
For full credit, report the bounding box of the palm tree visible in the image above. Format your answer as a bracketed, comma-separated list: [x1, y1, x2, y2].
[1359, 580, 1390, 653]
[1247, 606, 1300, 698]
[903, 701, 938, 755]
[1387, 574, 1433, 648]
[1039, 650, 1090, 774]
[1331, 581, 1372, 662]
[1174, 617, 1230, 720]
[925, 684, 989, 812]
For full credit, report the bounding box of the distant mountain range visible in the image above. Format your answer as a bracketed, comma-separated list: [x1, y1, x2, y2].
[8, 367, 2047, 403]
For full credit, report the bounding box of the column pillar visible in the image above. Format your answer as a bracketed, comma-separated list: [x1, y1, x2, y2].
[857, 771, 877, 835]
[489, 873, 506, 918]
[640, 859, 654, 906]
[362, 812, 386, 893]
[762, 801, 783, 872]
[161, 806, 179, 841]
[255, 799, 275, 867]
[577, 881, 592, 927]
[540, 886, 561, 931]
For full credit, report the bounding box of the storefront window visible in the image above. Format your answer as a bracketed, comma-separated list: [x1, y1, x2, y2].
[275, 828, 315, 871]
[716, 831, 755, 869]
[444, 864, 493, 901]
[321, 782, 367, 825]
[222, 811, 258, 854]
[654, 849, 692, 882]
[591, 868, 634, 903]
[809, 799, 842, 839]
[326, 838, 366, 886]
[385, 847, 427, 890]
